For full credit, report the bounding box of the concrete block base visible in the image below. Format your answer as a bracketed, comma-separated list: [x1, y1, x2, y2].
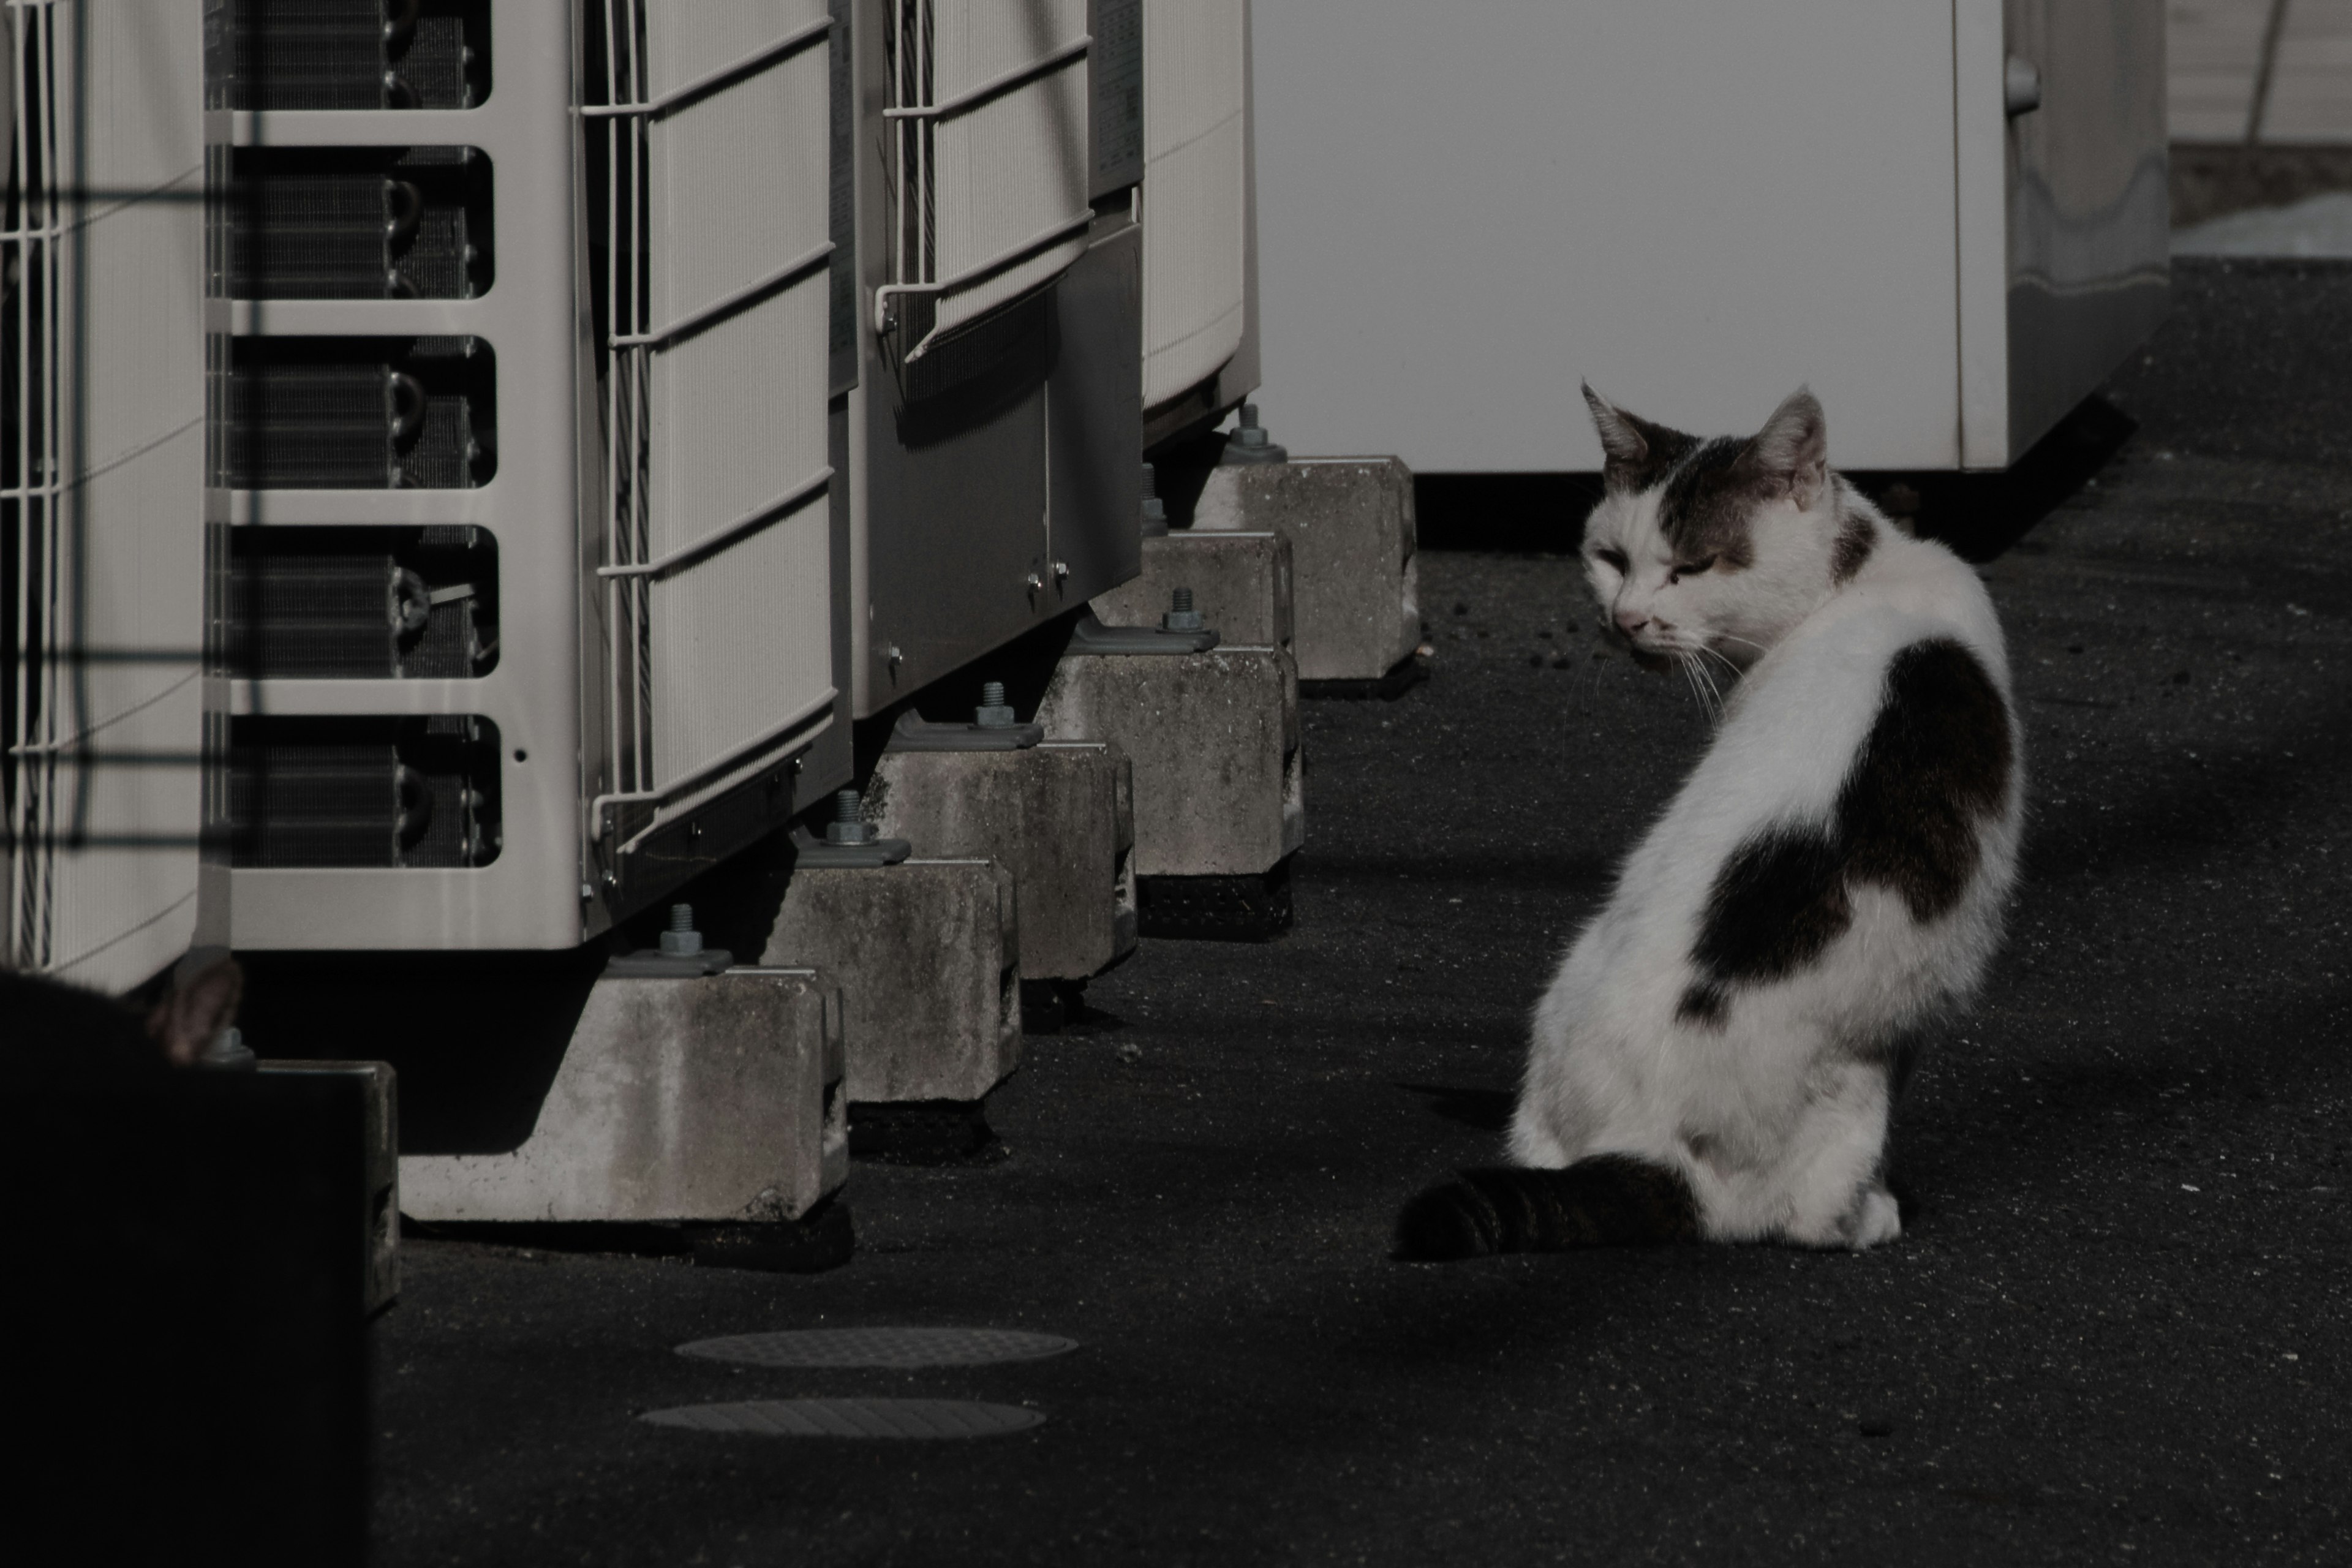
[867, 741, 1134, 984]
[765, 859, 1020, 1106]
[1090, 529, 1294, 652]
[1193, 457, 1420, 684]
[399, 968, 846, 1226]
[258, 1060, 399, 1314]
[1036, 644, 1303, 884]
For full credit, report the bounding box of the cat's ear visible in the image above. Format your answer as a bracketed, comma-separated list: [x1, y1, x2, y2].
[146, 946, 243, 1066]
[1583, 383, 1689, 492]
[1740, 386, 1828, 509]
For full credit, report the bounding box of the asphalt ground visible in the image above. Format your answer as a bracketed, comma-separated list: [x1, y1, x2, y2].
[374, 259, 2352, 1566]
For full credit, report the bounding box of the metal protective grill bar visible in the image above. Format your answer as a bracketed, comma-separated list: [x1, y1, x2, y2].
[6, 1, 66, 965]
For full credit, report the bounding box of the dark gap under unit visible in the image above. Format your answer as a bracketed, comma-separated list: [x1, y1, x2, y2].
[226, 336, 496, 489]
[231, 714, 502, 869]
[228, 146, 494, 300]
[228, 0, 492, 111]
[228, 525, 498, 680]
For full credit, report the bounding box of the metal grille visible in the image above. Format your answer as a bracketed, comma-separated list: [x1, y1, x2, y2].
[224, 337, 491, 489]
[230, 714, 499, 869]
[227, 148, 491, 301]
[4, 0, 70, 966]
[226, 526, 496, 679]
[589, 0, 837, 858]
[227, 0, 488, 111]
[876, 0, 1093, 365]
[7, 0, 211, 982]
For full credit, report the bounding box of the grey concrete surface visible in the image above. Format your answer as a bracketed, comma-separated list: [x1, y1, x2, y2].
[867, 742, 1137, 984]
[767, 861, 1021, 1105]
[1091, 529, 1297, 652]
[368, 260, 2350, 1565]
[398, 970, 845, 1224]
[1038, 644, 1304, 878]
[259, 1059, 401, 1314]
[1194, 457, 1422, 682]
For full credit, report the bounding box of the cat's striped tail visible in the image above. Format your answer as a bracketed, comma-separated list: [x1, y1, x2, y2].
[1393, 1155, 1700, 1261]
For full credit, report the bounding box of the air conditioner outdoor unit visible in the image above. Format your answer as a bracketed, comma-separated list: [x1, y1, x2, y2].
[1250, 0, 2168, 471]
[1138, 0, 1259, 451]
[843, 0, 1146, 718]
[218, 1, 851, 952]
[3, 1, 216, 990]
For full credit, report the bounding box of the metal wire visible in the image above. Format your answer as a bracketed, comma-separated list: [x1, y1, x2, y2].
[6, 1, 62, 965]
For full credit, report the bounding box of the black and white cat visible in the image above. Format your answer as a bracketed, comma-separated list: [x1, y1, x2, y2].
[1397, 386, 2022, 1258]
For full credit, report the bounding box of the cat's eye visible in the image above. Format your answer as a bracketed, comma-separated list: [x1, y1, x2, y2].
[1668, 555, 1718, 584]
[1595, 548, 1629, 573]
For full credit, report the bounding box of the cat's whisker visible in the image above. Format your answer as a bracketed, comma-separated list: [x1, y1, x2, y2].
[1695, 644, 1746, 689]
[1676, 651, 1722, 722]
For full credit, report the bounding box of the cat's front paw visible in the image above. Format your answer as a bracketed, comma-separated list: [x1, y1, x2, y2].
[1844, 1186, 1902, 1251]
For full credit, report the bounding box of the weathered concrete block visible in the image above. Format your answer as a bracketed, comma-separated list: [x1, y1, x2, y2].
[258, 1059, 399, 1314]
[1036, 646, 1303, 879]
[867, 743, 1135, 983]
[1193, 458, 1420, 684]
[1090, 530, 1295, 651]
[399, 969, 845, 1224]
[766, 859, 1020, 1104]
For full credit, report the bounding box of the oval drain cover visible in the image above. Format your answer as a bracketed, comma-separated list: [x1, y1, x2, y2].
[643, 1398, 1042, 1439]
[676, 1326, 1077, 1368]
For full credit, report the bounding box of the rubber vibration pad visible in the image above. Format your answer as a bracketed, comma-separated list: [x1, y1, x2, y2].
[676, 1326, 1079, 1368]
[642, 1398, 1044, 1439]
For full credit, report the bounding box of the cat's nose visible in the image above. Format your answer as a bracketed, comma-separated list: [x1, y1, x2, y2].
[1615, 609, 1649, 637]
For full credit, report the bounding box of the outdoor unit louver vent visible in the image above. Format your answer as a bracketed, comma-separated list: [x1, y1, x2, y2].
[589, 0, 840, 861]
[876, 0, 1093, 364]
[227, 0, 490, 111]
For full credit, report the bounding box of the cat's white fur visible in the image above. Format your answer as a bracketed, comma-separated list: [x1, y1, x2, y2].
[1509, 390, 2023, 1249]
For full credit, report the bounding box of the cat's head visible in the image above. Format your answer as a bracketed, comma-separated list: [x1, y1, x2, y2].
[1579, 385, 1849, 671]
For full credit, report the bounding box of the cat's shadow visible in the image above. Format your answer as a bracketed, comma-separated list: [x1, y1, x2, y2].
[1396, 1082, 1517, 1132]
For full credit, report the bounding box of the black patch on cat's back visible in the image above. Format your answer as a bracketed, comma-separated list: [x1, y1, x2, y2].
[1679, 637, 2011, 1026]
[1832, 514, 1876, 582]
[1677, 826, 1853, 1023]
[1839, 637, 2013, 919]
[1656, 437, 1762, 570]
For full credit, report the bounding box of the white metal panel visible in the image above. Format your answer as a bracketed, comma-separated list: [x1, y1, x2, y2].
[1250, 1, 1966, 472]
[930, 0, 1091, 337]
[2000, 0, 2169, 459]
[650, 504, 832, 788]
[7, 0, 207, 987]
[646, 295, 833, 785]
[1956, 0, 2013, 467]
[1140, 0, 1246, 410]
[608, 1, 835, 808]
[2266, 0, 2352, 141]
[228, 8, 585, 952]
[2166, 0, 2267, 140]
[880, 0, 1092, 352]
